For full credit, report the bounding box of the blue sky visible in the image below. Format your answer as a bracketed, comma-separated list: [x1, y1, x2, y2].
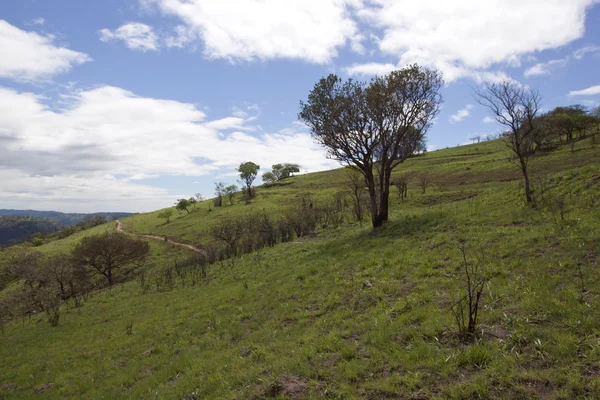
[1, 0, 599, 212]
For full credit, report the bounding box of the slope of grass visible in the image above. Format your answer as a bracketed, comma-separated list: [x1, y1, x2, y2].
[1, 138, 600, 399]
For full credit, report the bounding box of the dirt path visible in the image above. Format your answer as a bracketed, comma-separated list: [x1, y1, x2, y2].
[115, 220, 204, 255]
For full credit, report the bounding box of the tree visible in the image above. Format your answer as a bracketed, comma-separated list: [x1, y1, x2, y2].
[474, 80, 541, 204]
[346, 168, 368, 223]
[272, 163, 300, 180]
[195, 193, 204, 203]
[224, 185, 238, 205]
[237, 161, 260, 197]
[175, 198, 191, 214]
[262, 171, 277, 185]
[210, 219, 245, 257]
[72, 232, 149, 286]
[158, 209, 174, 223]
[83, 215, 108, 227]
[214, 182, 225, 207]
[299, 64, 443, 228]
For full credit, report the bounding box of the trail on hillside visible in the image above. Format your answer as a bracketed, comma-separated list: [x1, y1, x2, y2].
[115, 220, 204, 255]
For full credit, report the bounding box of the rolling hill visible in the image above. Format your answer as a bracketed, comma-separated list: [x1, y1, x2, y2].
[1, 138, 599, 399]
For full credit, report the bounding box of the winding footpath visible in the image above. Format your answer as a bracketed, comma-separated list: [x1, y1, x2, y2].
[115, 220, 204, 255]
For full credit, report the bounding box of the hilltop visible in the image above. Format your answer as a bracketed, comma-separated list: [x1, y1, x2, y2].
[1, 138, 600, 399]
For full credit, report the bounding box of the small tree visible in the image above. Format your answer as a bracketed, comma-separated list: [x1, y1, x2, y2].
[175, 198, 191, 214]
[419, 174, 429, 194]
[272, 163, 300, 180]
[262, 171, 277, 185]
[299, 64, 443, 228]
[72, 232, 149, 286]
[237, 161, 260, 198]
[210, 219, 245, 257]
[346, 168, 368, 223]
[158, 209, 174, 223]
[195, 193, 204, 203]
[224, 185, 238, 205]
[475, 80, 541, 204]
[214, 182, 225, 207]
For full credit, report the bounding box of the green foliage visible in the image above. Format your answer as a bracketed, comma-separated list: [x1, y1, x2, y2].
[223, 185, 238, 205]
[261, 171, 277, 185]
[237, 161, 260, 195]
[175, 199, 191, 214]
[1, 139, 600, 398]
[157, 209, 173, 223]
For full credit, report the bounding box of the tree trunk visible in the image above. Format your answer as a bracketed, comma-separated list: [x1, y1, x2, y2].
[521, 160, 533, 204]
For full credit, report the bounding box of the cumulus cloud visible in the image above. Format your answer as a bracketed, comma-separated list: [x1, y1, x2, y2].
[0, 85, 337, 211]
[482, 116, 495, 124]
[450, 104, 473, 123]
[0, 20, 91, 81]
[99, 22, 159, 51]
[569, 85, 600, 96]
[142, 0, 360, 63]
[359, 0, 594, 78]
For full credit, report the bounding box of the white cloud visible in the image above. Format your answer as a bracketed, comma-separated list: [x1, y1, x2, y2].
[524, 58, 569, 77]
[0, 85, 337, 212]
[31, 18, 45, 26]
[482, 116, 495, 124]
[450, 104, 473, 123]
[524, 63, 551, 77]
[344, 62, 395, 76]
[0, 20, 91, 81]
[573, 45, 600, 60]
[142, 0, 360, 63]
[352, 0, 595, 82]
[569, 85, 600, 96]
[165, 25, 198, 48]
[99, 22, 159, 51]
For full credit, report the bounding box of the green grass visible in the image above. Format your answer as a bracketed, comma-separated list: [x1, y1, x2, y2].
[1, 138, 600, 399]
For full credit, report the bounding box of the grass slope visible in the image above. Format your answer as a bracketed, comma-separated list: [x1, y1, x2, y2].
[1, 139, 600, 399]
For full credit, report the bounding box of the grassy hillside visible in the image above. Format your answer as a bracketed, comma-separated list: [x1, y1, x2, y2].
[1, 138, 600, 399]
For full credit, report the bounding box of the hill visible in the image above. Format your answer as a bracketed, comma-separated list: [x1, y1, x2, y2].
[0, 216, 62, 246]
[0, 210, 133, 227]
[1, 138, 600, 399]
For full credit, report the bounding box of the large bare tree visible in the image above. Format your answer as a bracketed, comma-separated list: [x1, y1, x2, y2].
[299, 64, 443, 228]
[474, 81, 541, 204]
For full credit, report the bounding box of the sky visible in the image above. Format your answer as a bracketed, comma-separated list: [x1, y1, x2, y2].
[1, 0, 599, 213]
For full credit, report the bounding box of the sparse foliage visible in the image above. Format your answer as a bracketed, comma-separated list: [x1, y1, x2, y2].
[72, 232, 149, 286]
[224, 185, 238, 205]
[475, 80, 541, 204]
[158, 209, 174, 223]
[450, 244, 488, 340]
[299, 64, 443, 227]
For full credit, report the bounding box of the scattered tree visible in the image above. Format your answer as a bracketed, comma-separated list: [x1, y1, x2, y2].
[158, 209, 174, 223]
[345, 168, 369, 223]
[262, 171, 277, 185]
[195, 193, 204, 203]
[237, 161, 260, 198]
[214, 182, 225, 207]
[72, 232, 149, 286]
[394, 176, 408, 201]
[175, 198, 191, 214]
[299, 64, 443, 227]
[475, 80, 541, 204]
[224, 185, 238, 205]
[419, 174, 430, 194]
[272, 163, 300, 180]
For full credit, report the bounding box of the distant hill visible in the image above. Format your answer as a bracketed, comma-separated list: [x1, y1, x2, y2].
[0, 209, 132, 227]
[0, 216, 62, 246]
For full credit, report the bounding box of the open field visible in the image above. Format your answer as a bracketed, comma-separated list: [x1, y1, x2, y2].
[1, 138, 600, 399]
